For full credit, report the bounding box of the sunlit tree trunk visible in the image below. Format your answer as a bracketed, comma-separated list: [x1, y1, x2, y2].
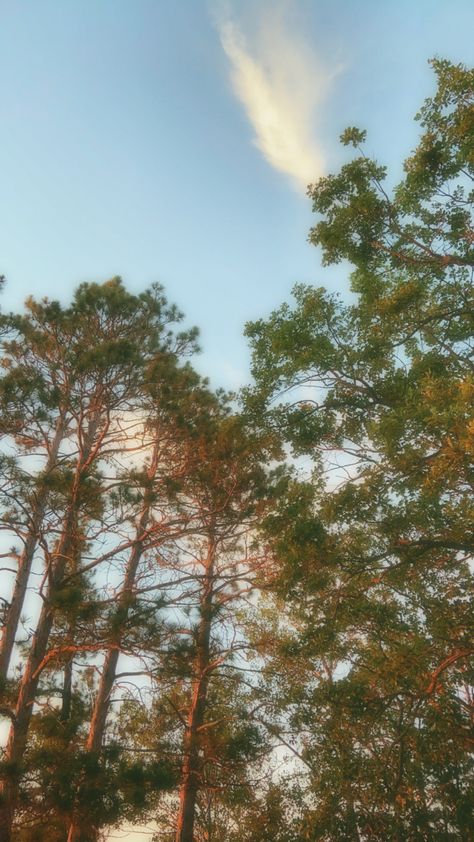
[0, 417, 66, 682]
[60, 653, 74, 723]
[67, 443, 161, 842]
[0, 415, 98, 842]
[176, 536, 215, 842]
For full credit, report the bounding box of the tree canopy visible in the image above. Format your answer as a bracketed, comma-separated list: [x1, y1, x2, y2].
[245, 57, 473, 840]
[0, 58, 473, 842]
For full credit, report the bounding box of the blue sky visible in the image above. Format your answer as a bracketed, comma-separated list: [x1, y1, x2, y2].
[1, 0, 473, 393]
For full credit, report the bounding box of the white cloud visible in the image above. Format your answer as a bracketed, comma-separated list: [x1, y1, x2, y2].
[215, 1, 337, 190]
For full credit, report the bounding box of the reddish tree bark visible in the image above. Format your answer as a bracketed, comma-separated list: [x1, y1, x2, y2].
[67, 443, 162, 841]
[176, 537, 215, 842]
[0, 416, 99, 842]
[0, 417, 66, 682]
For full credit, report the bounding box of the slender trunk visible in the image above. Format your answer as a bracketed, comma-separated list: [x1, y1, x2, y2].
[88, 441, 159, 752]
[67, 443, 159, 841]
[0, 417, 98, 842]
[60, 654, 74, 723]
[0, 418, 65, 682]
[176, 538, 215, 842]
[0, 532, 74, 840]
[66, 823, 82, 842]
[60, 542, 85, 726]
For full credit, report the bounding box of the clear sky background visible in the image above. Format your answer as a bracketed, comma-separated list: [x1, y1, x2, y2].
[0, 1, 473, 839]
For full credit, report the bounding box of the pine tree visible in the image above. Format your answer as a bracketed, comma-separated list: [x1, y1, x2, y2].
[0, 279, 198, 841]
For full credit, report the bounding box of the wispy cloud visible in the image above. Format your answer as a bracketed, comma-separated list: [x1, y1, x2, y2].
[215, 1, 337, 190]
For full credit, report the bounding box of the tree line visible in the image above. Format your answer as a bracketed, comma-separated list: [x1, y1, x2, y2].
[0, 58, 472, 841]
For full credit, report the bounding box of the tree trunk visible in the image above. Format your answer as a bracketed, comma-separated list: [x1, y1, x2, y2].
[67, 443, 159, 842]
[0, 519, 78, 841]
[0, 614, 56, 840]
[60, 653, 74, 723]
[0, 418, 65, 682]
[0, 416, 97, 842]
[175, 538, 215, 842]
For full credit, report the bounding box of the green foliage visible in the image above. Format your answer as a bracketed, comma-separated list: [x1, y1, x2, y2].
[246, 58, 474, 839]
